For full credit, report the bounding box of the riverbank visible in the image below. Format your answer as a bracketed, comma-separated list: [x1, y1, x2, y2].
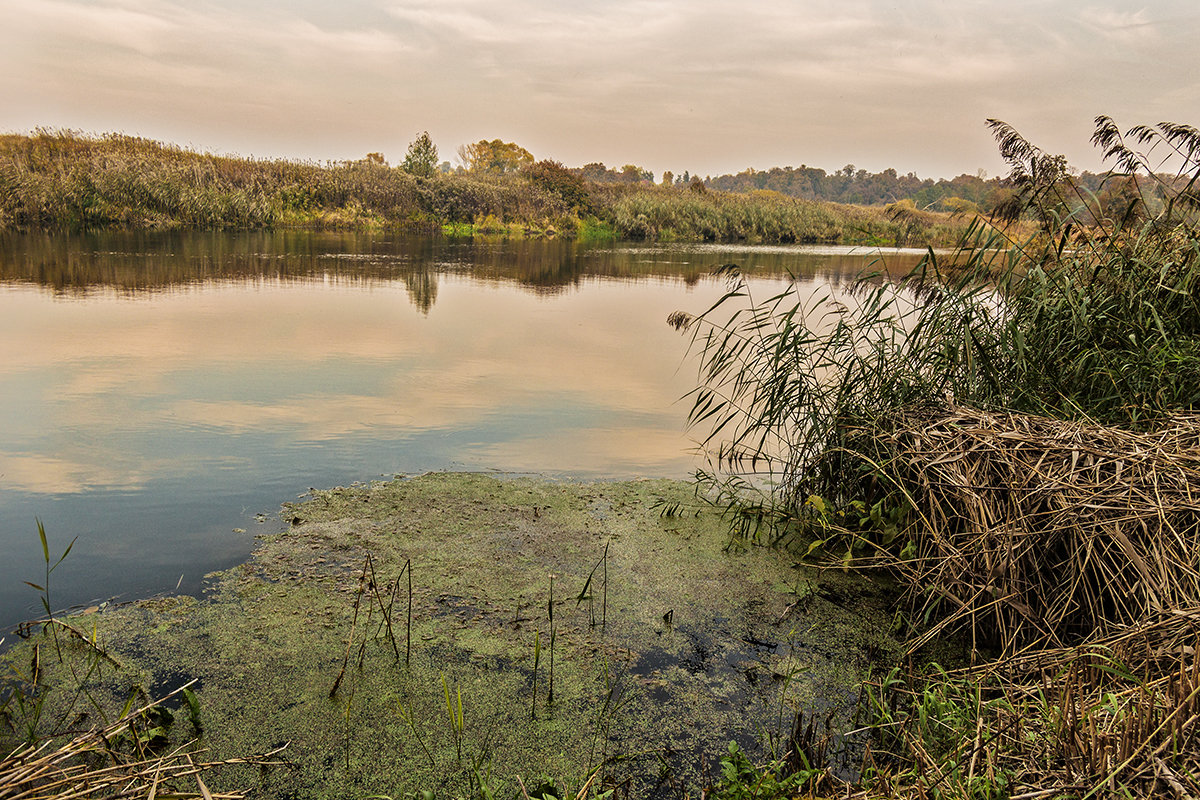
[0, 131, 988, 247]
[1, 473, 901, 798]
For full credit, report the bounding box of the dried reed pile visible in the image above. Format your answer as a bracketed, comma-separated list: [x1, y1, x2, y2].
[1008, 647, 1200, 797]
[870, 405, 1200, 654]
[0, 685, 280, 800]
[2, 742, 228, 800]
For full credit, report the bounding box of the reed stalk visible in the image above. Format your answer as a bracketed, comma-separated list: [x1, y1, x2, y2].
[548, 574, 556, 707]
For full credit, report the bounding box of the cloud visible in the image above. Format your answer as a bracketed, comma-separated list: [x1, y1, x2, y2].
[2, 0, 180, 56]
[0, 450, 165, 494]
[271, 19, 410, 58]
[1078, 6, 1162, 41]
[3, 0, 1199, 177]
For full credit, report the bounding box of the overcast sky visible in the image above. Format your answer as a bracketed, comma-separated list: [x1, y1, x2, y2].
[3, 0, 1198, 180]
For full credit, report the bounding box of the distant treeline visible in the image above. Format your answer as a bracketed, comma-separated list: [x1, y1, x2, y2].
[0, 130, 1005, 246]
[581, 157, 1150, 221]
[697, 164, 1124, 215]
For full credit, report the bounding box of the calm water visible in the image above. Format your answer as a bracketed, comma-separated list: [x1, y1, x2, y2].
[0, 230, 924, 631]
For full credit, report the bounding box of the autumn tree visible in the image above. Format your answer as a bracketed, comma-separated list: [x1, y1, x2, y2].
[620, 164, 653, 184]
[941, 196, 980, 216]
[457, 139, 534, 174]
[577, 162, 611, 182]
[1091, 174, 1146, 226]
[402, 131, 439, 178]
[575, 161, 653, 184]
[524, 159, 591, 212]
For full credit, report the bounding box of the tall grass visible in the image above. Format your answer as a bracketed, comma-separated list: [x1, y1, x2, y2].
[591, 183, 977, 246]
[675, 116, 1200, 513]
[0, 130, 978, 245]
[675, 116, 1200, 799]
[0, 130, 574, 233]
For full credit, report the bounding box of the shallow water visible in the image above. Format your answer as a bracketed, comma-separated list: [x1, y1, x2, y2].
[15, 473, 898, 797]
[0, 230, 925, 630]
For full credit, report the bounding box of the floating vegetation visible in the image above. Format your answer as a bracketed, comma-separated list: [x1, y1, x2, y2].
[2, 475, 900, 798]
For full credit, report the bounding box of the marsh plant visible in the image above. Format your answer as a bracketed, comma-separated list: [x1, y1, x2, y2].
[674, 118, 1200, 799]
[0, 129, 979, 246]
[673, 116, 1200, 541]
[574, 544, 609, 630]
[0, 524, 248, 797]
[2, 521, 126, 745]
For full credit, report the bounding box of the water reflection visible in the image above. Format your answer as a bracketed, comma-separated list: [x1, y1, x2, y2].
[0, 230, 922, 309]
[0, 232, 925, 630]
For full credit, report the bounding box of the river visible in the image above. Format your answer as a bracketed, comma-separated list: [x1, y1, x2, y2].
[0, 230, 924, 631]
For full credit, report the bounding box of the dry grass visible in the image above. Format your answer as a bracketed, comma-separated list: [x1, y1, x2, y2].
[590, 182, 979, 246]
[0, 683, 285, 800]
[858, 405, 1200, 655]
[826, 406, 1200, 799]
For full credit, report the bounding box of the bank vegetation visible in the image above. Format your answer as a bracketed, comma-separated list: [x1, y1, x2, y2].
[0, 130, 988, 247]
[677, 116, 1200, 798]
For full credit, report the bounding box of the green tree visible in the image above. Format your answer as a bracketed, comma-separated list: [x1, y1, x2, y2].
[456, 139, 534, 174]
[402, 131, 438, 178]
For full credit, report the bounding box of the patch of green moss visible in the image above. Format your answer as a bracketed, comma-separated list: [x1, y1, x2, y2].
[3, 474, 900, 797]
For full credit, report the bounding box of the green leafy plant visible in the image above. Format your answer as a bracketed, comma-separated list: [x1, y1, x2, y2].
[442, 674, 465, 762]
[710, 741, 818, 799]
[23, 518, 76, 658]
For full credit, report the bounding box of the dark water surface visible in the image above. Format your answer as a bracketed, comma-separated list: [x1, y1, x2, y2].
[0, 230, 924, 631]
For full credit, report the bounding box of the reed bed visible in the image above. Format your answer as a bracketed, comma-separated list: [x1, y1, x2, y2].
[867, 405, 1200, 653]
[591, 183, 975, 246]
[0, 130, 974, 245]
[0, 131, 571, 233]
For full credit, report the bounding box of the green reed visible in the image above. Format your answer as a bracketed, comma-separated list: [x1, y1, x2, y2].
[548, 574, 556, 708]
[592, 183, 976, 246]
[674, 116, 1200, 530]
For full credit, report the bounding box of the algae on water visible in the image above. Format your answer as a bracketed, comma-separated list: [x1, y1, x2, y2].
[2, 473, 899, 798]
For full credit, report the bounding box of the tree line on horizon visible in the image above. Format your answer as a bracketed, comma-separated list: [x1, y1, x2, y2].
[407, 132, 1143, 219]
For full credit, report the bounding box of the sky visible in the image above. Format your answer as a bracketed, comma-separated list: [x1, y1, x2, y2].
[3, 0, 1199, 180]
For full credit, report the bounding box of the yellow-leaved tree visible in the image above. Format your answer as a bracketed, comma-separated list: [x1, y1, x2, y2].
[456, 139, 534, 174]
